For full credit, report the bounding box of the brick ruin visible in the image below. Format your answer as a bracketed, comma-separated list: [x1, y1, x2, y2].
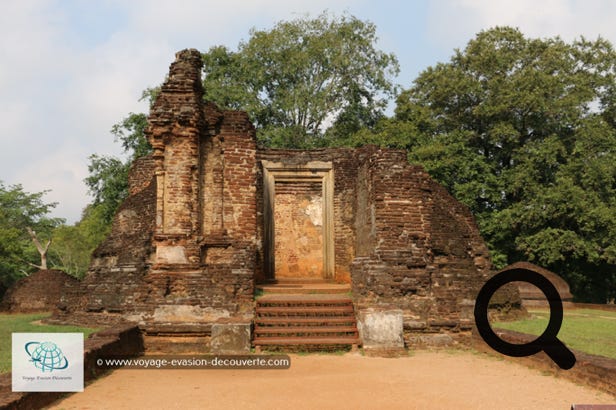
[1, 270, 79, 313]
[60, 49, 498, 346]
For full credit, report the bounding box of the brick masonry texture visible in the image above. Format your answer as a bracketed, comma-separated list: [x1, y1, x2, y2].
[59, 49, 257, 328]
[0, 270, 79, 313]
[56, 49, 514, 345]
[350, 150, 493, 337]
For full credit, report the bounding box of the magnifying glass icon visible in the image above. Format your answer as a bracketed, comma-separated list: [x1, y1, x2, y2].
[474, 268, 576, 370]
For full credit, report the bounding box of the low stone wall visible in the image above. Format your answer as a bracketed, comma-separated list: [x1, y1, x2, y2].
[0, 324, 143, 410]
[0, 270, 80, 313]
[471, 328, 616, 396]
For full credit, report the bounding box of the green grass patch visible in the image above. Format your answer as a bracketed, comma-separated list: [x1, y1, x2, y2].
[0, 312, 98, 374]
[494, 308, 616, 360]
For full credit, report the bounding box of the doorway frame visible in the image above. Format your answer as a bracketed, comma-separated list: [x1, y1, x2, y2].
[262, 160, 334, 281]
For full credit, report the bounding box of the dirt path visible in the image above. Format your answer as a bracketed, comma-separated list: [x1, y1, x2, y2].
[51, 351, 614, 410]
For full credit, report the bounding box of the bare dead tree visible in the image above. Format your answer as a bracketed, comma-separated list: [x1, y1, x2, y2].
[26, 227, 51, 270]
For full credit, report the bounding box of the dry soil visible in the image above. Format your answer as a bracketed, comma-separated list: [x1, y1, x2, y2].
[50, 351, 615, 410]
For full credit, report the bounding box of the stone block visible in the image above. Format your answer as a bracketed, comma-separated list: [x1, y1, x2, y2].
[156, 245, 188, 264]
[210, 323, 251, 354]
[357, 308, 404, 351]
[418, 333, 454, 347]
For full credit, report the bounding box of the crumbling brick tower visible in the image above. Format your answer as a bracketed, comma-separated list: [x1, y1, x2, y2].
[65, 49, 257, 328]
[64, 49, 496, 347]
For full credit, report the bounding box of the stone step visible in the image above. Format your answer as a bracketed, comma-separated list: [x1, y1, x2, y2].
[253, 287, 360, 350]
[256, 317, 356, 325]
[253, 336, 361, 345]
[143, 323, 212, 336]
[257, 287, 350, 295]
[256, 297, 353, 306]
[254, 326, 358, 335]
[274, 278, 333, 284]
[256, 306, 354, 315]
[256, 281, 351, 295]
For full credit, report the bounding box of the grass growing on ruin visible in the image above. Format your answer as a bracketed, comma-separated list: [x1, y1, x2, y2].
[0, 313, 98, 373]
[493, 308, 616, 360]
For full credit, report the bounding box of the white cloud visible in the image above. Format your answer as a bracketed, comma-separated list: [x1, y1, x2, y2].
[1, 1, 357, 223]
[3, 0, 615, 225]
[427, 0, 616, 52]
[16, 146, 91, 223]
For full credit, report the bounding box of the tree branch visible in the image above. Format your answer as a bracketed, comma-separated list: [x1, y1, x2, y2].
[26, 227, 51, 270]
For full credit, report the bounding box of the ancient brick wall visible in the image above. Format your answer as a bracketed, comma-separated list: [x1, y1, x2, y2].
[147, 49, 205, 264]
[1, 270, 79, 313]
[128, 157, 156, 196]
[256, 146, 496, 341]
[217, 112, 257, 244]
[65, 159, 157, 317]
[351, 148, 493, 340]
[62, 49, 256, 327]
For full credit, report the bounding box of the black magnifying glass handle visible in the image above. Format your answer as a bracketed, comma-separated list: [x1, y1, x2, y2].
[542, 338, 576, 370]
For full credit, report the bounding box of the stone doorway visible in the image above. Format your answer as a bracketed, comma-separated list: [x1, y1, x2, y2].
[274, 180, 323, 278]
[262, 160, 334, 281]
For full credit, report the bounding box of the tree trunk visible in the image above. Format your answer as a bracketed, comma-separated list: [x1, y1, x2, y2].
[26, 227, 51, 270]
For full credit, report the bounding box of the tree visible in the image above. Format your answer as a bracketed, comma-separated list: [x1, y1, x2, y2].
[85, 112, 151, 224]
[51, 204, 110, 278]
[57, 112, 148, 278]
[368, 27, 616, 302]
[0, 182, 63, 291]
[201, 12, 399, 148]
[26, 227, 51, 270]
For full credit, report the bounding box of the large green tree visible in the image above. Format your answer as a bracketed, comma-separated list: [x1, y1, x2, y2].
[0, 182, 63, 292]
[85, 111, 150, 225]
[364, 27, 616, 302]
[50, 204, 110, 278]
[201, 12, 399, 148]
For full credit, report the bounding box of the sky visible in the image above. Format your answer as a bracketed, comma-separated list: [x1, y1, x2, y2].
[2, 0, 616, 224]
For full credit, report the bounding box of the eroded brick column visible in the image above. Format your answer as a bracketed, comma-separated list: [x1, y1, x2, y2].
[146, 49, 206, 266]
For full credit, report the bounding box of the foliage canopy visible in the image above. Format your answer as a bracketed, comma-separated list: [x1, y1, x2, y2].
[201, 12, 399, 148]
[0, 183, 63, 289]
[359, 27, 616, 302]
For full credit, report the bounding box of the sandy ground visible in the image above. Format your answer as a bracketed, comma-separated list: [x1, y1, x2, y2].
[50, 351, 615, 410]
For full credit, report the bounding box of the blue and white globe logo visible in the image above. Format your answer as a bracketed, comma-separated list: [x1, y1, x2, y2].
[25, 341, 69, 372]
[13, 333, 83, 392]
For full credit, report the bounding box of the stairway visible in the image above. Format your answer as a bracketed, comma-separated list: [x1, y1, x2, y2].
[254, 281, 360, 351]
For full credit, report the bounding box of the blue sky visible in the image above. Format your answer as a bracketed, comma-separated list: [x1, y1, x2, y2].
[2, 0, 616, 223]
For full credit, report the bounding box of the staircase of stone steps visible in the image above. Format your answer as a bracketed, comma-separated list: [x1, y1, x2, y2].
[253, 281, 360, 351]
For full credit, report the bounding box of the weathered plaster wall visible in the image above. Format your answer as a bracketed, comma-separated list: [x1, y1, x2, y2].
[274, 181, 323, 278]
